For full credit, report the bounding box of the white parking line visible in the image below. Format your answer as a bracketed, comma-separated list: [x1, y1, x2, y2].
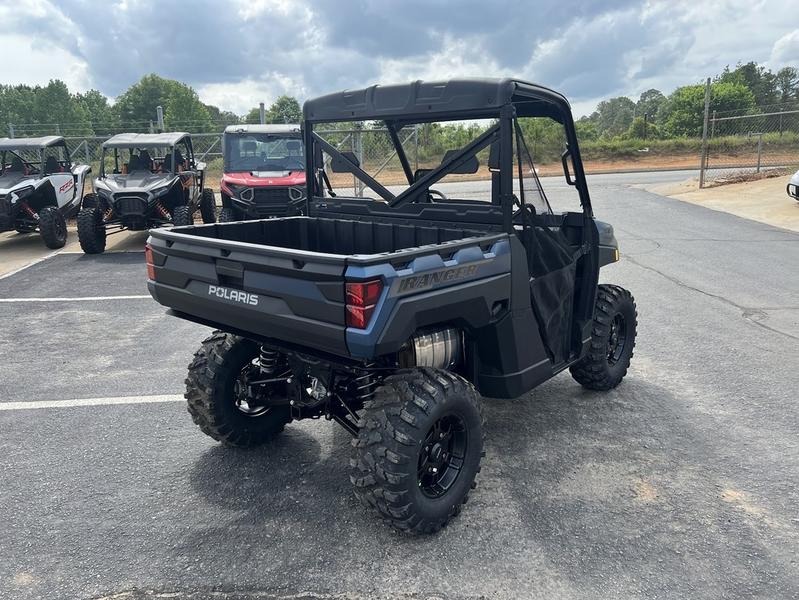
[0, 251, 61, 281]
[0, 295, 151, 303]
[0, 394, 184, 411]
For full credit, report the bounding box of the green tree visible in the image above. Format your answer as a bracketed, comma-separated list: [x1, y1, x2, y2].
[76, 89, 118, 135]
[716, 62, 778, 106]
[575, 117, 599, 142]
[204, 104, 241, 128]
[115, 74, 213, 132]
[660, 81, 756, 136]
[244, 107, 262, 124]
[624, 116, 660, 139]
[775, 67, 799, 104]
[265, 96, 302, 124]
[635, 89, 666, 124]
[594, 96, 636, 137]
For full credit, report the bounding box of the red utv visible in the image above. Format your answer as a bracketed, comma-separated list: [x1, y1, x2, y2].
[219, 124, 306, 222]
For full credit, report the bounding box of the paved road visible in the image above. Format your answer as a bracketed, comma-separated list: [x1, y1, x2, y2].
[1, 171, 798, 599]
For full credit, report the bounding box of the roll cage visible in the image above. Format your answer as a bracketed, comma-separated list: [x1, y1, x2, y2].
[0, 137, 72, 178]
[100, 133, 197, 177]
[302, 78, 593, 232]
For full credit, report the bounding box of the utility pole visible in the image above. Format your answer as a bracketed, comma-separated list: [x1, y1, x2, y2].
[699, 77, 711, 188]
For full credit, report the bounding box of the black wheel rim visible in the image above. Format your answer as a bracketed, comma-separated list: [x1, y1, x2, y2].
[233, 359, 271, 417]
[607, 313, 628, 365]
[418, 413, 468, 498]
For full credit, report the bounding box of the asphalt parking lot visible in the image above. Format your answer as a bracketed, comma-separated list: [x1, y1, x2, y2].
[1, 175, 798, 599]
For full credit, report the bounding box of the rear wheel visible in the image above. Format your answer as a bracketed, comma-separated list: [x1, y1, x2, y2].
[185, 331, 291, 447]
[200, 188, 217, 223]
[77, 207, 107, 254]
[218, 206, 239, 222]
[350, 368, 484, 534]
[171, 204, 193, 226]
[570, 284, 637, 390]
[38, 206, 67, 249]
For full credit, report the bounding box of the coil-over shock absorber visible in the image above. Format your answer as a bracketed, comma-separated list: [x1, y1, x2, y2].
[352, 366, 377, 405]
[259, 346, 280, 375]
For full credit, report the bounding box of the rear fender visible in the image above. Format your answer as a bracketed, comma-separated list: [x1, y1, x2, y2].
[344, 239, 512, 358]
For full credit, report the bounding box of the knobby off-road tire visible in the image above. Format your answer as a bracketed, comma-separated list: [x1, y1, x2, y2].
[185, 331, 291, 447]
[200, 188, 217, 224]
[38, 206, 67, 249]
[171, 204, 193, 227]
[218, 207, 238, 223]
[570, 284, 637, 391]
[350, 368, 484, 534]
[77, 207, 107, 254]
[81, 192, 100, 210]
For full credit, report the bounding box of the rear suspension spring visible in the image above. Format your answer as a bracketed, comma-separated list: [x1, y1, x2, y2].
[259, 346, 280, 375]
[353, 367, 378, 404]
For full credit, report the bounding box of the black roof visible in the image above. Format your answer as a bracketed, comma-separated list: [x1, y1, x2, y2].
[303, 78, 571, 124]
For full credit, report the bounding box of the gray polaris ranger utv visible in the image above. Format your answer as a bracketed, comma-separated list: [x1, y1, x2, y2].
[77, 132, 216, 254]
[146, 79, 637, 534]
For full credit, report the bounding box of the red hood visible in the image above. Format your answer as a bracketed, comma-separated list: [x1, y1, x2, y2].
[221, 170, 305, 188]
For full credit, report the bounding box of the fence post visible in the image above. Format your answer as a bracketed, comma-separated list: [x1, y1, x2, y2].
[710, 110, 716, 138]
[699, 77, 711, 188]
[85, 140, 90, 165]
[149, 120, 155, 134]
[756, 133, 762, 173]
[259, 102, 265, 125]
[8, 123, 14, 138]
[156, 106, 165, 131]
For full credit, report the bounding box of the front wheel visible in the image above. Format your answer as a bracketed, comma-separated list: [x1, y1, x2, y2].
[77, 207, 107, 254]
[350, 368, 484, 534]
[218, 206, 239, 222]
[171, 204, 193, 227]
[570, 284, 637, 390]
[200, 188, 217, 223]
[185, 331, 291, 447]
[38, 206, 67, 249]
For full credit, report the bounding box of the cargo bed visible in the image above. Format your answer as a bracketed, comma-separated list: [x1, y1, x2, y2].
[146, 216, 507, 357]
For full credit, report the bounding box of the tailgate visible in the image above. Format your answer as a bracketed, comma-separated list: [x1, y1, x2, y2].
[146, 228, 348, 355]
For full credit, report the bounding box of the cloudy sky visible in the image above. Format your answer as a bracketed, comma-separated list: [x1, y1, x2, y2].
[1, 0, 798, 117]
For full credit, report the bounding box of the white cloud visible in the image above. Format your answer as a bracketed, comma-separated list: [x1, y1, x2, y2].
[1, 0, 797, 117]
[0, 33, 91, 91]
[771, 29, 799, 65]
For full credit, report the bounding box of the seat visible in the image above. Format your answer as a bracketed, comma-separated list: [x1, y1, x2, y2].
[128, 154, 143, 172]
[8, 157, 24, 172]
[44, 155, 59, 174]
[162, 153, 172, 172]
[139, 150, 153, 171]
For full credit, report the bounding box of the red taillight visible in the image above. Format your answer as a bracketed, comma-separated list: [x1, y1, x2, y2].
[345, 279, 383, 329]
[144, 244, 155, 280]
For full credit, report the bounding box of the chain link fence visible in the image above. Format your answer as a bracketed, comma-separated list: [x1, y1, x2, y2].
[700, 104, 799, 187]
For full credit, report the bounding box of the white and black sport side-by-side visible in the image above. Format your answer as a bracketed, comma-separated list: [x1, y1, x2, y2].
[0, 136, 92, 248]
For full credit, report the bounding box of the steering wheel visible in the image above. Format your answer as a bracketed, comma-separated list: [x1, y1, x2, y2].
[427, 189, 448, 201]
